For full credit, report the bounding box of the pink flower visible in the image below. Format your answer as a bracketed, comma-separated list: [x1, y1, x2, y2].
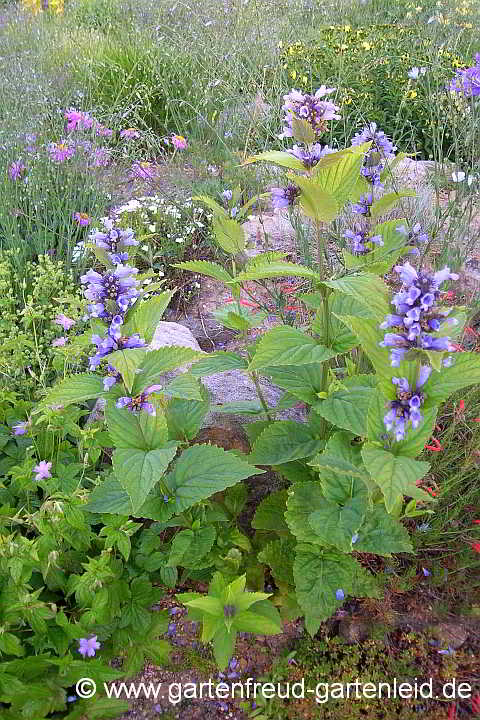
[52, 337, 68, 347]
[130, 161, 156, 180]
[33, 460, 52, 480]
[48, 141, 75, 163]
[171, 134, 188, 150]
[73, 212, 91, 226]
[8, 160, 26, 180]
[65, 109, 94, 132]
[120, 128, 140, 139]
[55, 314, 76, 330]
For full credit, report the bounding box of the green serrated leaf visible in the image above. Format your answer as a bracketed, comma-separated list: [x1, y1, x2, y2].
[113, 445, 178, 513]
[313, 377, 376, 436]
[123, 291, 175, 342]
[423, 352, 480, 405]
[131, 347, 203, 395]
[361, 445, 431, 512]
[35, 374, 106, 411]
[165, 444, 264, 513]
[369, 190, 416, 219]
[172, 259, 233, 284]
[213, 214, 246, 255]
[106, 401, 169, 450]
[107, 348, 147, 393]
[164, 373, 204, 400]
[287, 172, 338, 222]
[355, 506, 413, 555]
[232, 261, 320, 283]
[324, 273, 389, 320]
[294, 544, 380, 635]
[309, 495, 367, 552]
[190, 352, 248, 376]
[242, 150, 306, 171]
[250, 421, 323, 464]
[248, 326, 336, 371]
[252, 489, 289, 532]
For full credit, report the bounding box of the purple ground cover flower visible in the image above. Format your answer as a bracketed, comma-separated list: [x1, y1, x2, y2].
[55, 314, 76, 331]
[89, 147, 111, 167]
[52, 337, 68, 347]
[336, 589, 345, 601]
[270, 184, 301, 209]
[221, 189, 233, 201]
[33, 460, 52, 480]
[383, 366, 431, 440]
[380, 262, 458, 366]
[449, 54, 480, 97]
[48, 141, 75, 163]
[8, 160, 26, 180]
[78, 636, 101, 658]
[279, 86, 340, 139]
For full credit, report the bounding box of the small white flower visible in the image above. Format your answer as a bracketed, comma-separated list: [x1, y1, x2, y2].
[408, 67, 421, 79]
[452, 171, 466, 182]
[148, 224, 156, 232]
[141, 244, 149, 251]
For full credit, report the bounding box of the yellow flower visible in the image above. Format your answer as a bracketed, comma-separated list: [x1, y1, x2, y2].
[362, 41, 372, 50]
[407, 90, 418, 99]
[290, 70, 297, 80]
[302, 75, 308, 84]
[344, 24, 351, 31]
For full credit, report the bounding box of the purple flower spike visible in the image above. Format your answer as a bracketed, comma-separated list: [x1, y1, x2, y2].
[279, 86, 340, 139]
[335, 589, 345, 601]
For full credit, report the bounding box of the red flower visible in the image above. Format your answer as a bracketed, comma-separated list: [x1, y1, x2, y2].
[448, 703, 457, 720]
[471, 542, 480, 553]
[471, 693, 480, 715]
[426, 487, 437, 497]
[459, 399, 465, 412]
[473, 520, 480, 525]
[425, 437, 443, 452]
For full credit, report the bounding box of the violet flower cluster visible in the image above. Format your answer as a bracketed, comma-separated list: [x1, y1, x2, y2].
[80, 218, 160, 414]
[287, 142, 336, 169]
[396, 222, 429, 257]
[449, 53, 480, 98]
[379, 262, 459, 367]
[343, 226, 383, 255]
[351, 122, 396, 186]
[270, 184, 301, 210]
[383, 366, 431, 441]
[279, 86, 341, 139]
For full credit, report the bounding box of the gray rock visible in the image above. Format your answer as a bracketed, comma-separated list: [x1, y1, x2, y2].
[150, 321, 204, 353]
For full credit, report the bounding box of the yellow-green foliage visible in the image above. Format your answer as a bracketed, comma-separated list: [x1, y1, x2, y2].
[280, 22, 474, 156]
[0, 251, 87, 398]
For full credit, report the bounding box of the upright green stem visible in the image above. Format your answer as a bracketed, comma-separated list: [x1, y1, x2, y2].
[250, 370, 273, 422]
[315, 219, 325, 280]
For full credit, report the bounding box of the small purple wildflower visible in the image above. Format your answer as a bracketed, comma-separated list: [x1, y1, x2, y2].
[335, 589, 345, 601]
[383, 366, 431, 441]
[78, 636, 101, 658]
[130, 161, 156, 180]
[422, 567, 431, 577]
[33, 460, 52, 480]
[73, 212, 91, 227]
[8, 160, 26, 181]
[52, 336, 68, 347]
[287, 143, 336, 168]
[221, 189, 233, 202]
[55, 314, 76, 331]
[449, 54, 480, 97]
[12, 422, 28, 436]
[48, 141, 75, 163]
